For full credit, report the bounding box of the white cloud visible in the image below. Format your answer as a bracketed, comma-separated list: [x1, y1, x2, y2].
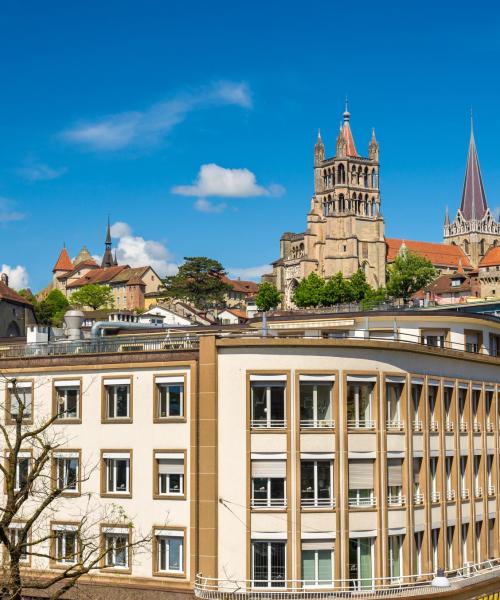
[194, 198, 228, 213]
[110, 222, 177, 276]
[228, 264, 271, 281]
[0, 198, 24, 223]
[173, 163, 284, 198]
[1, 264, 29, 289]
[60, 81, 252, 151]
[17, 162, 66, 181]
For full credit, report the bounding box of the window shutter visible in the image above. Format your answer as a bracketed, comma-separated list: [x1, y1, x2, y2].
[251, 460, 286, 478]
[302, 541, 334, 550]
[348, 460, 374, 489]
[387, 459, 403, 487]
[158, 459, 184, 475]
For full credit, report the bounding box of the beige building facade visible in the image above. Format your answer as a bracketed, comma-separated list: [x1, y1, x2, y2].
[3, 312, 500, 598]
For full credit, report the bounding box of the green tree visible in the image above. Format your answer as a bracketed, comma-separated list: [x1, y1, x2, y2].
[292, 272, 325, 308]
[349, 269, 371, 302]
[387, 251, 437, 301]
[255, 282, 282, 311]
[70, 284, 114, 310]
[161, 257, 232, 309]
[360, 287, 388, 310]
[321, 272, 354, 306]
[34, 289, 70, 327]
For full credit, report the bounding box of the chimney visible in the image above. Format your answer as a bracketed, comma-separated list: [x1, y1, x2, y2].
[0, 273, 9, 287]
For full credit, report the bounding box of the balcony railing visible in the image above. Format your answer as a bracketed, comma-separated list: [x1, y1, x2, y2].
[486, 420, 494, 433]
[459, 421, 469, 433]
[413, 492, 424, 505]
[301, 497, 335, 509]
[473, 421, 482, 433]
[445, 419, 454, 433]
[412, 419, 423, 432]
[461, 488, 470, 500]
[251, 498, 287, 509]
[348, 496, 376, 508]
[475, 487, 483, 499]
[251, 419, 286, 429]
[445, 489, 456, 501]
[429, 421, 439, 433]
[386, 420, 404, 431]
[347, 419, 375, 430]
[488, 485, 495, 497]
[387, 494, 406, 507]
[300, 419, 335, 429]
[430, 491, 441, 503]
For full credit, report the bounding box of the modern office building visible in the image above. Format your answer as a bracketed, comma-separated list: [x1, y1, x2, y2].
[2, 310, 500, 598]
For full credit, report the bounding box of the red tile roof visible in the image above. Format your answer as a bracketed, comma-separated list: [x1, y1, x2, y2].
[52, 247, 73, 272]
[223, 308, 248, 320]
[342, 120, 359, 158]
[479, 246, 500, 267]
[66, 265, 128, 288]
[222, 276, 259, 295]
[386, 238, 472, 269]
[57, 258, 99, 280]
[0, 282, 33, 306]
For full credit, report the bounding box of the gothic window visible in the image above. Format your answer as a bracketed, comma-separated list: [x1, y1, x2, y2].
[363, 167, 368, 187]
[338, 164, 345, 184]
[351, 166, 357, 184]
[362, 242, 368, 259]
[323, 170, 327, 188]
[339, 194, 345, 212]
[371, 169, 376, 188]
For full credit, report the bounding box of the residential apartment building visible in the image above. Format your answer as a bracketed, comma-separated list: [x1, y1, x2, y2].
[2, 310, 500, 598]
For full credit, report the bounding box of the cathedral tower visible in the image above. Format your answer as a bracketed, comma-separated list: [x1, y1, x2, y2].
[270, 102, 386, 307]
[101, 218, 115, 268]
[444, 118, 500, 267]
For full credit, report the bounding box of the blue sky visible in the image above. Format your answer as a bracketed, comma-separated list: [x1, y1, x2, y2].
[2, 0, 500, 291]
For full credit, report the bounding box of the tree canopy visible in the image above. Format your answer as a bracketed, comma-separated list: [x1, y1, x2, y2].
[70, 284, 114, 310]
[255, 282, 282, 311]
[386, 250, 437, 301]
[30, 289, 70, 327]
[161, 257, 232, 309]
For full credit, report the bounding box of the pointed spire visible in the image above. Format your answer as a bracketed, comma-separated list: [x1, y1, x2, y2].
[113, 250, 118, 266]
[101, 217, 114, 268]
[460, 116, 488, 221]
[444, 206, 450, 226]
[339, 99, 359, 157]
[53, 246, 73, 273]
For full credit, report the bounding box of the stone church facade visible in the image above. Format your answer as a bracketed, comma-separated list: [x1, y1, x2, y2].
[267, 104, 500, 307]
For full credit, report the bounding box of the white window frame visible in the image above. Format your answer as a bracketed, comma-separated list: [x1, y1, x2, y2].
[302, 547, 334, 588]
[347, 383, 373, 429]
[54, 528, 78, 564]
[9, 383, 32, 420]
[104, 383, 130, 420]
[9, 526, 28, 563]
[388, 534, 403, 581]
[299, 382, 333, 428]
[56, 384, 80, 420]
[349, 537, 375, 590]
[300, 460, 333, 508]
[251, 383, 286, 429]
[14, 456, 30, 492]
[104, 530, 129, 569]
[251, 476, 286, 508]
[156, 533, 184, 574]
[157, 381, 184, 418]
[251, 541, 287, 588]
[159, 471, 184, 496]
[105, 457, 130, 494]
[56, 455, 79, 492]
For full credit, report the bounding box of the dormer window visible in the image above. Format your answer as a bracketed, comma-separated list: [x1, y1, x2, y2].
[451, 278, 461, 287]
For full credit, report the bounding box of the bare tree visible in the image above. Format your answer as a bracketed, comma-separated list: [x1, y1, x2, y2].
[0, 375, 152, 600]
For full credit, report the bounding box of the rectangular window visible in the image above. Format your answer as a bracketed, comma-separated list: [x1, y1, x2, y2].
[444, 386, 453, 431]
[447, 526, 454, 571]
[104, 528, 130, 569]
[465, 332, 479, 353]
[474, 455, 482, 497]
[387, 458, 403, 506]
[155, 452, 184, 496]
[8, 382, 32, 422]
[462, 523, 469, 562]
[428, 384, 438, 430]
[386, 382, 403, 430]
[55, 381, 80, 420]
[414, 531, 423, 576]
[348, 460, 374, 507]
[445, 456, 453, 499]
[411, 383, 423, 431]
[252, 541, 286, 587]
[156, 531, 184, 574]
[103, 453, 131, 495]
[301, 543, 334, 587]
[251, 460, 286, 508]
[103, 380, 131, 421]
[487, 455, 494, 493]
[431, 529, 440, 572]
[53, 526, 78, 564]
[54, 453, 79, 493]
[14, 456, 30, 492]
[388, 535, 403, 581]
[413, 458, 423, 503]
[299, 381, 333, 428]
[300, 460, 333, 508]
[421, 330, 446, 348]
[156, 377, 184, 419]
[348, 537, 374, 590]
[460, 456, 468, 499]
[475, 521, 482, 562]
[251, 382, 286, 428]
[347, 380, 374, 429]
[430, 457, 439, 500]
[9, 526, 28, 563]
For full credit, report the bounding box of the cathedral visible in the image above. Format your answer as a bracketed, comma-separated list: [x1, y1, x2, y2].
[267, 103, 500, 307]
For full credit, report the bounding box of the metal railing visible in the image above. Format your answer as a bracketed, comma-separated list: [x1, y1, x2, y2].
[348, 496, 376, 508]
[461, 488, 470, 500]
[301, 498, 335, 509]
[0, 333, 199, 359]
[195, 559, 500, 599]
[386, 420, 404, 431]
[413, 493, 425, 505]
[347, 420, 375, 430]
[251, 419, 287, 429]
[473, 421, 482, 433]
[429, 421, 439, 433]
[445, 420, 454, 433]
[387, 494, 405, 507]
[459, 421, 469, 433]
[430, 491, 441, 503]
[251, 498, 287, 509]
[412, 419, 423, 432]
[445, 489, 456, 502]
[300, 419, 335, 429]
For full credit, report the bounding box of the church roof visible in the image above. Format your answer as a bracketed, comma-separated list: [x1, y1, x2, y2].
[52, 247, 73, 272]
[67, 265, 128, 288]
[0, 281, 33, 306]
[341, 102, 359, 157]
[460, 121, 489, 221]
[386, 238, 472, 269]
[479, 246, 500, 267]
